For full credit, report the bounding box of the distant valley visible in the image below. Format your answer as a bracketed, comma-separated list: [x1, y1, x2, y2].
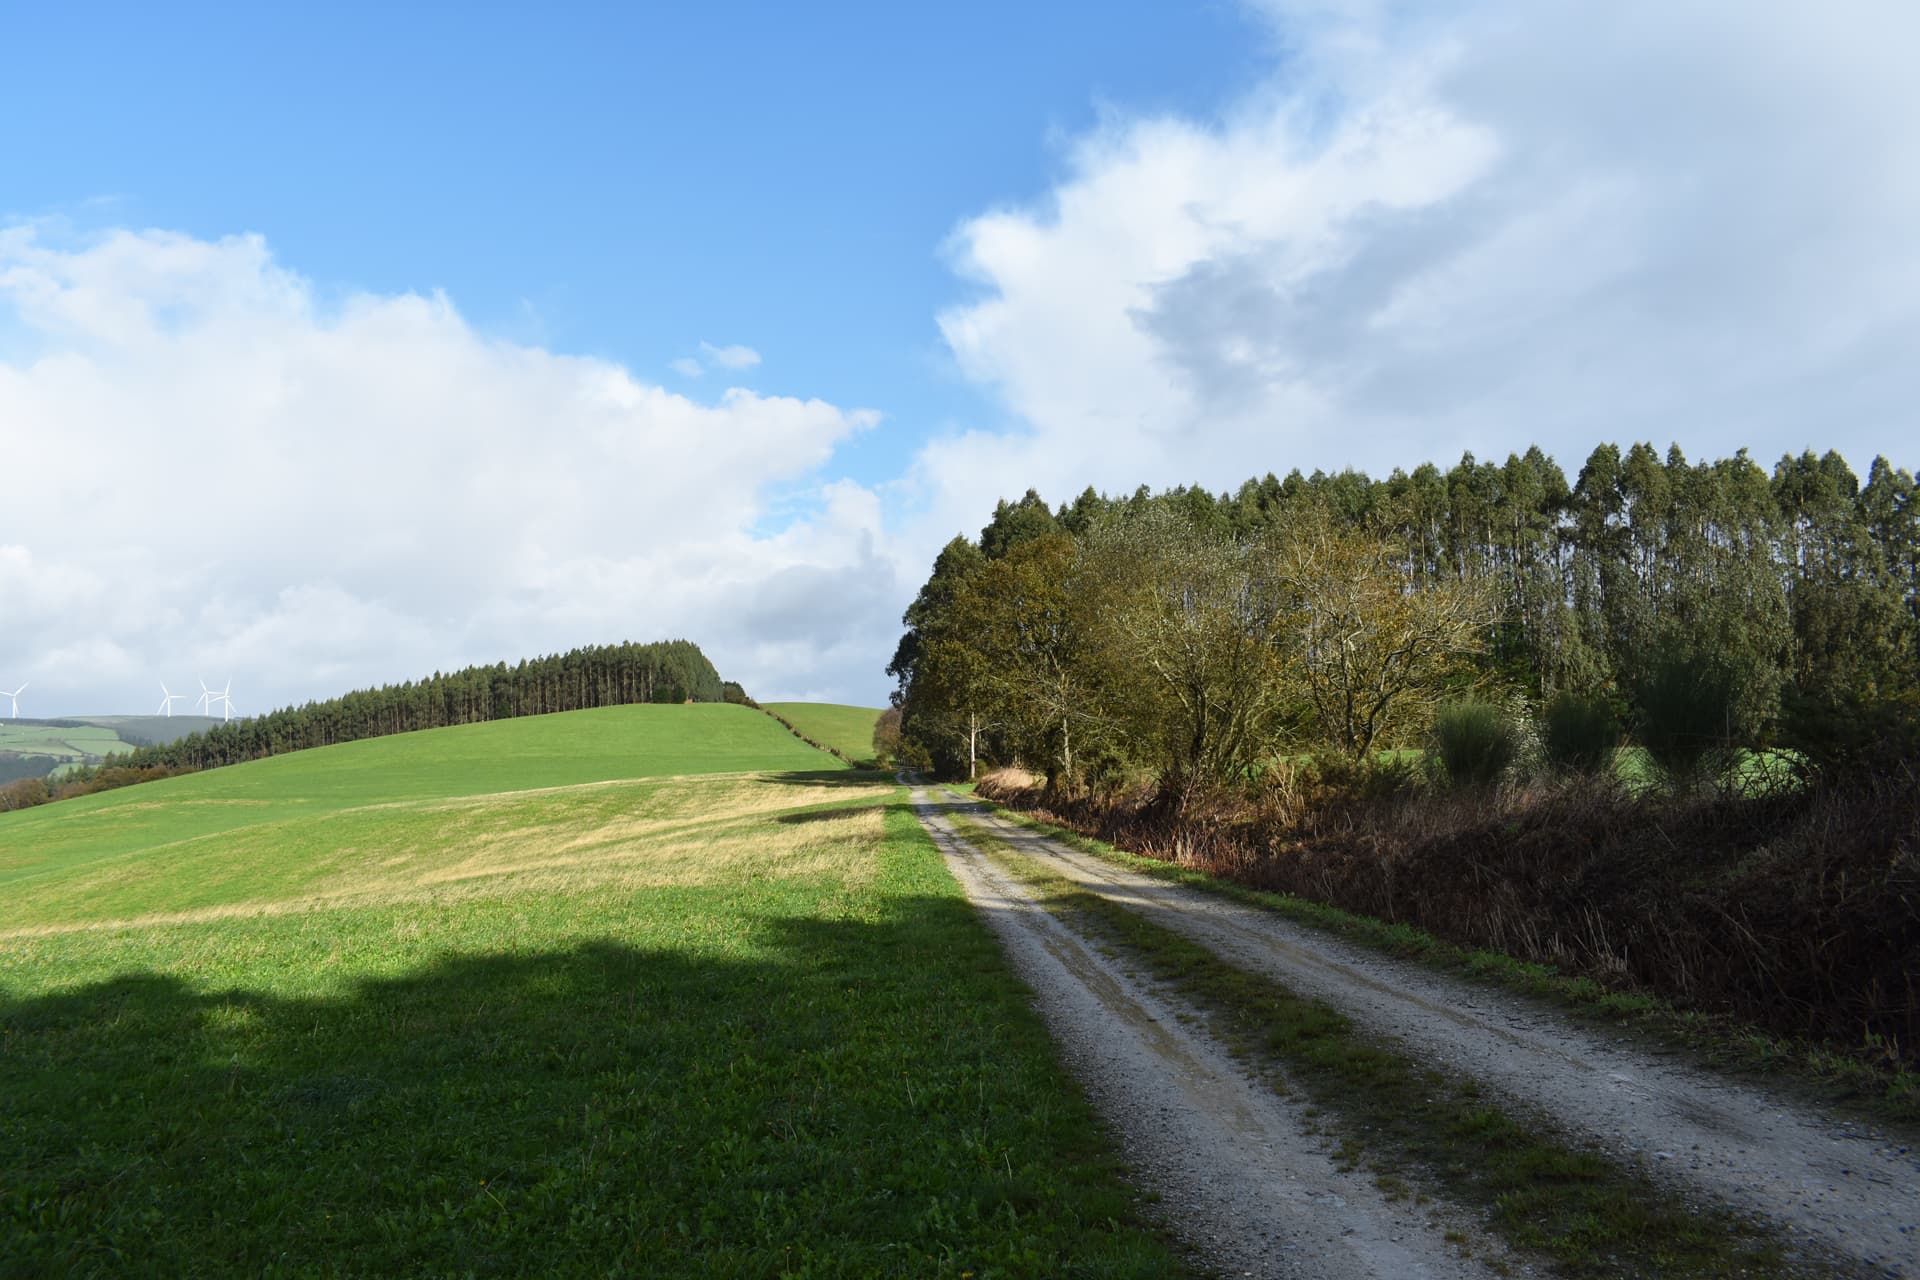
[0, 716, 223, 783]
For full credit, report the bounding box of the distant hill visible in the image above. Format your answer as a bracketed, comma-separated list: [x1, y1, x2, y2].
[64, 715, 226, 747]
[760, 702, 885, 767]
[0, 703, 853, 927]
[2, 642, 729, 816]
[0, 717, 221, 782]
[65, 640, 727, 782]
[0, 703, 847, 918]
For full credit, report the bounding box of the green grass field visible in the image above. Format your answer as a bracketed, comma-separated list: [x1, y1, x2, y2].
[0, 722, 134, 764]
[0, 704, 1180, 1277]
[761, 702, 886, 767]
[1, 723, 132, 786]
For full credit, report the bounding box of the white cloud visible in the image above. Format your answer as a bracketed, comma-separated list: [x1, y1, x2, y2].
[664, 342, 761, 382]
[0, 227, 896, 714]
[920, 0, 1920, 522]
[698, 341, 761, 371]
[10, 4, 1918, 718]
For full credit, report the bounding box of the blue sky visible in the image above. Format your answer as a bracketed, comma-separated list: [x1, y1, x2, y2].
[4, 2, 1918, 715]
[6, 1, 1270, 487]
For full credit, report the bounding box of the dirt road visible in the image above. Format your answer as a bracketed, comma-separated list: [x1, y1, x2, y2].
[916, 785, 1919, 1278]
[914, 787, 1510, 1278]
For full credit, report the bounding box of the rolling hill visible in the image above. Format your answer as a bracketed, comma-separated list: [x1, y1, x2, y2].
[0, 701, 1175, 1276]
[761, 701, 886, 766]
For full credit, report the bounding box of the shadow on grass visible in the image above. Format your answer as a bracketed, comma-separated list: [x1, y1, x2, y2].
[771, 802, 890, 826]
[756, 767, 893, 788]
[0, 896, 1174, 1279]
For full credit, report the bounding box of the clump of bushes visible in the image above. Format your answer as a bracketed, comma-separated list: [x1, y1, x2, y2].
[1783, 685, 1920, 784]
[1631, 650, 1738, 790]
[0, 776, 51, 812]
[1292, 750, 1422, 807]
[1541, 692, 1621, 776]
[1431, 701, 1526, 789]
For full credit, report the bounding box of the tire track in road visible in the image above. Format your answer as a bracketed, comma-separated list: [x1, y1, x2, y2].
[942, 789, 1920, 1278]
[913, 787, 1508, 1280]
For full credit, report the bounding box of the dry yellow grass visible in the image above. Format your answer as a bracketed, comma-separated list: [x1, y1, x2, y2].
[0, 771, 893, 936]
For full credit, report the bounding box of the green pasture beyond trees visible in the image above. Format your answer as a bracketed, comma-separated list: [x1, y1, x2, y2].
[0, 718, 243, 761]
[0, 705, 1179, 1277]
[0, 718, 224, 787]
[0, 723, 131, 763]
[761, 702, 886, 767]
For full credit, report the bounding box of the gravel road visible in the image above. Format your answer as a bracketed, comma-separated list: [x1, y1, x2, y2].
[914, 787, 1513, 1279]
[932, 788, 1919, 1279]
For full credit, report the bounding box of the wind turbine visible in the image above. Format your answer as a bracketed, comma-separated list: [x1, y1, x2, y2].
[194, 677, 238, 722]
[0, 682, 24, 719]
[157, 683, 186, 716]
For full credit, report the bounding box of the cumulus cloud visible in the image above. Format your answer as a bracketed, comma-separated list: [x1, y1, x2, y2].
[10, 4, 1917, 717]
[920, 0, 1920, 525]
[0, 227, 894, 714]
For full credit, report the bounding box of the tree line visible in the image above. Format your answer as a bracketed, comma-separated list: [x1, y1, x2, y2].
[62, 640, 725, 785]
[889, 443, 1919, 793]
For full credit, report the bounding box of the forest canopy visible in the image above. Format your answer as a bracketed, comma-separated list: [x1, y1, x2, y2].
[888, 443, 1920, 792]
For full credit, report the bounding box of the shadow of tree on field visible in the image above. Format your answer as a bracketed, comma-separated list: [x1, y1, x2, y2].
[771, 802, 890, 826]
[754, 768, 893, 789]
[0, 892, 1169, 1279]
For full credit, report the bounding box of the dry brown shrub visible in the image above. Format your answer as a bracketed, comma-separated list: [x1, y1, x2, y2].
[976, 766, 1041, 797]
[984, 762, 1920, 1068]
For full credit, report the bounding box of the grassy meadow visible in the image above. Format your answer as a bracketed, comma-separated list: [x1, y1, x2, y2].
[0, 723, 140, 783]
[760, 703, 885, 767]
[0, 722, 131, 764]
[0, 704, 1180, 1277]
[0, 716, 219, 761]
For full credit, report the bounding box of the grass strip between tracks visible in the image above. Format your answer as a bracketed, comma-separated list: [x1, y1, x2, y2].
[945, 809, 1812, 1280]
[947, 785, 1920, 1127]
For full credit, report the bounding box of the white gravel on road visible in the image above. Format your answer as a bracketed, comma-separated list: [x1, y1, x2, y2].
[915, 788, 1515, 1280]
[943, 789, 1920, 1279]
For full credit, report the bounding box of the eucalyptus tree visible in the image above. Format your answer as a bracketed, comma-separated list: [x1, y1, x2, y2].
[979, 489, 1060, 559]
